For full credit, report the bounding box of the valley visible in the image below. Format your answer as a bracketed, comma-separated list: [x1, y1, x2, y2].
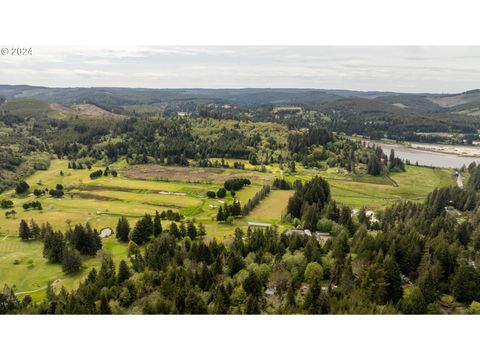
[0, 84, 479, 315]
[0, 156, 455, 299]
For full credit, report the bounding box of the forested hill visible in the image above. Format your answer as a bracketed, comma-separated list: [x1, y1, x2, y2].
[2, 85, 480, 143]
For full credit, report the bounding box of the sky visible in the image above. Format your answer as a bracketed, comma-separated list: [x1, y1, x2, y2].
[1, 46, 480, 93]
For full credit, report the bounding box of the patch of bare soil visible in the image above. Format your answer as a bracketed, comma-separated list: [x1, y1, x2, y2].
[123, 164, 223, 181]
[50, 103, 124, 118]
[122, 164, 271, 182]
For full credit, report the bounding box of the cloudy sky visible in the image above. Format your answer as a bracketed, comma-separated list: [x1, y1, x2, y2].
[1, 46, 480, 93]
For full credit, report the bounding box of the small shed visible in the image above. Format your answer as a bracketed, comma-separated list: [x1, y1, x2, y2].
[247, 222, 272, 228]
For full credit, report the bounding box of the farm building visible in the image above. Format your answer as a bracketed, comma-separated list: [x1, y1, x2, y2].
[247, 222, 272, 228]
[284, 229, 331, 245]
[265, 288, 276, 296]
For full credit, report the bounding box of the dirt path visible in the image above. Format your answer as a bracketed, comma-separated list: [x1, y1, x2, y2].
[14, 279, 63, 296]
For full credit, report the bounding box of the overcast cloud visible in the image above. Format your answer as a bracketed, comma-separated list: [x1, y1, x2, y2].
[1, 46, 479, 93]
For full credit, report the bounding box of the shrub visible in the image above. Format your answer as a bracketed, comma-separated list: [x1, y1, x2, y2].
[217, 188, 227, 198]
[0, 199, 13, 209]
[15, 181, 30, 194]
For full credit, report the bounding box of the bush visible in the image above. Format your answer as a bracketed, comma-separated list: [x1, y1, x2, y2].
[0, 199, 13, 209]
[49, 189, 64, 198]
[15, 181, 30, 195]
[224, 178, 251, 191]
[206, 191, 216, 199]
[89, 170, 103, 179]
[217, 188, 227, 198]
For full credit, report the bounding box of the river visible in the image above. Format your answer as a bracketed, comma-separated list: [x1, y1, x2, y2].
[364, 141, 480, 169]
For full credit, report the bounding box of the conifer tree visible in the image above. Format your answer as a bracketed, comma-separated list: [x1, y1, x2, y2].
[383, 254, 403, 303]
[117, 259, 131, 284]
[62, 246, 82, 274]
[19, 219, 31, 241]
[116, 216, 130, 242]
[216, 206, 225, 221]
[153, 211, 163, 237]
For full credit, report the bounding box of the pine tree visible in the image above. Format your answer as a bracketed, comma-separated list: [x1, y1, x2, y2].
[418, 269, 437, 304]
[383, 255, 403, 303]
[245, 295, 260, 314]
[19, 219, 31, 241]
[169, 222, 180, 238]
[30, 219, 40, 240]
[198, 223, 206, 238]
[216, 206, 225, 221]
[153, 211, 163, 237]
[131, 214, 154, 245]
[43, 230, 65, 263]
[187, 221, 197, 240]
[179, 222, 187, 237]
[304, 276, 322, 314]
[99, 293, 112, 314]
[98, 255, 116, 287]
[62, 246, 82, 274]
[339, 256, 355, 293]
[115, 217, 130, 242]
[117, 259, 131, 284]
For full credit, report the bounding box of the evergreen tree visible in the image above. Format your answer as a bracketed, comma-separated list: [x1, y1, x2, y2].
[19, 219, 31, 241]
[169, 222, 180, 238]
[99, 293, 112, 314]
[383, 255, 403, 303]
[117, 259, 131, 284]
[115, 216, 130, 242]
[131, 214, 154, 245]
[15, 181, 30, 195]
[417, 269, 438, 304]
[367, 154, 382, 176]
[303, 276, 322, 314]
[153, 211, 163, 237]
[98, 255, 116, 288]
[43, 230, 65, 263]
[30, 219, 40, 240]
[62, 246, 82, 274]
[245, 295, 260, 314]
[451, 263, 480, 303]
[243, 271, 262, 297]
[216, 206, 225, 221]
[187, 221, 197, 240]
[401, 287, 427, 314]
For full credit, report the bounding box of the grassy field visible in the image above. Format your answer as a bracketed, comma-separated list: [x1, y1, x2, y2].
[285, 164, 455, 210]
[243, 190, 295, 224]
[0, 158, 455, 300]
[0, 233, 127, 302]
